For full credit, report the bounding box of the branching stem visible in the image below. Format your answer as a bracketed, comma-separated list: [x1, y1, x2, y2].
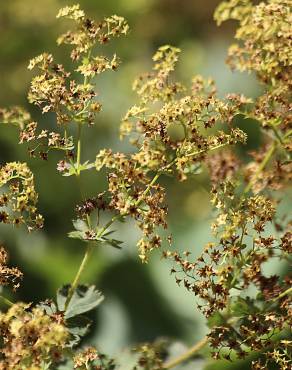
[163, 336, 209, 369]
[244, 143, 276, 194]
[64, 141, 235, 311]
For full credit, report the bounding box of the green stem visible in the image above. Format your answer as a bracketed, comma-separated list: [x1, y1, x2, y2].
[283, 129, 292, 140]
[272, 287, 292, 302]
[64, 167, 166, 311]
[64, 142, 233, 311]
[269, 125, 284, 146]
[185, 143, 227, 158]
[0, 295, 14, 307]
[244, 143, 276, 194]
[64, 243, 94, 310]
[163, 336, 208, 369]
[76, 123, 82, 176]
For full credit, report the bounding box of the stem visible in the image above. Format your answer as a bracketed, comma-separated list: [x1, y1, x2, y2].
[76, 123, 82, 176]
[64, 166, 167, 310]
[163, 336, 208, 369]
[64, 142, 232, 310]
[244, 143, 276, 194]
[134, 172, 161, 206]
[162, 137, 279, 368]
[64, 243, 94, 310]
[65, 121, 87, 310]
[283, 129, 292, 140]
[272, 287, 292, 302]
[185, 143, 227, 158]
[0, 295, 14, 307]
[269, 125, 284, 146]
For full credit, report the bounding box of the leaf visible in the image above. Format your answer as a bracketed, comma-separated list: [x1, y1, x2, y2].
[67, 315, 91, 337]
[68, 219, 91, 241]
[230, 297, 250, 317]
[102, 237, 123, 249]
[68, 230, 85, 240]
[38, 300, 57, 315]
[62, 161, 94, 177]
[66, 315, 92, 346]
[102, 230, 117, 237]
[62, 163, 77, 177]
[72, 219, 89, 232]
[68, 221, 123, 249]
[207, 312, 225, 328]
[57, 284, 104, 319]
[79, 161, 95, 171]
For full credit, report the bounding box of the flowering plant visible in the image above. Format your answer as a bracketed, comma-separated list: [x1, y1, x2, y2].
[0, 1, 291, 369]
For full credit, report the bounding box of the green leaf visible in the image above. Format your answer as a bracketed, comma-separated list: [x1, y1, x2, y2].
[66, 315, 92, 346]
[79, 160, 95, 171]
[62, 161, 94, 177]
[67, 230, 85, 240]
[57, 284, 104, 319]
[62, 163, 77, 177]
[207, 311, 225, 328]
[72, 219, 89, 232]
[102, 237, 123, 249]
[38, 300, 57, 315]
[230, 297, 250, 317]
[67, 315, 91, 337]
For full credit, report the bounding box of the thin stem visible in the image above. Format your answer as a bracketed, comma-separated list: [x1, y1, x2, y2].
[76, 123, 82, 176]
[134, 172, 161, 206]
[0, 295, 14, 307]
[185, 143, 227, 158]
[64, 142, 232, 311]
[272, 287, 292, 302]
[283, 129, 292, 140]
[163, 336, 208, 369]
[269, 125, 284, 146]
[64, 243, 94, 310]
[64, 165, 168, 310]
[163, 137, 279, 368]
[244, 143, 276, 194]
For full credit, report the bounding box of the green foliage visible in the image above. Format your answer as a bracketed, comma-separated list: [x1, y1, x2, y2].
[57, 284, 104, 319]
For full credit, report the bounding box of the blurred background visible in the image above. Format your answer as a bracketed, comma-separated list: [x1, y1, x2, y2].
[0, 1, 283, 369]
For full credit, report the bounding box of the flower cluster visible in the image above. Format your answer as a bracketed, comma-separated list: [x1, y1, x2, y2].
[122, 48, 248, 181]
[73, 347, 115, 369]
[27, 52, 100, 126]
[0, 246, 23, 291]
[56, 5, 129, 61]
[133, 343, 165, 370]
[215, 0, 291, 137]
[15, 3, 129, 164]
[165, 180, 291, 367]
[0, 1, 291, 370]
[95, 150, 168, 261]
[0, 106, 31, 130]
[0, 303, 69, 369]
[0, 106, 73, 160]
[0, 162, 43, 231]
[206, 149, 240, 185]
[244, 144, 292, 194]
[215, 0, 291, 87]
